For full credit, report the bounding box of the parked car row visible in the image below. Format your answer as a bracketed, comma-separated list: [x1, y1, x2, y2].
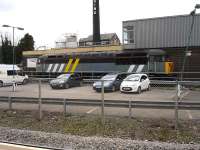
[49, 73, 151, 94]
[93, 73, 150, 94]
[0, 64, 149, 94]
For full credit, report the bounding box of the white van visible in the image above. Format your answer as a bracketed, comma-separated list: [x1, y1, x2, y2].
[0, 64, 28, 87]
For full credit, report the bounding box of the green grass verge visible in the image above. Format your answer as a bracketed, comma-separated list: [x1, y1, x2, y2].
[0, 109, 199, 143]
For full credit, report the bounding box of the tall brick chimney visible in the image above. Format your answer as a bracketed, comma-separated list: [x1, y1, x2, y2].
[93, 0, 101, 44]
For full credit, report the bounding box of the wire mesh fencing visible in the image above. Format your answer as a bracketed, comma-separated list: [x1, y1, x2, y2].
[0, 77, 200, 125]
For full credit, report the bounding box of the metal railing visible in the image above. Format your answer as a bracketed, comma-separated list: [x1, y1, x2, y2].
[1, 78, 200, 130]
[20, 71, 200, 81]
[0, 94, 200, 130]
[1, 96, 200, 110]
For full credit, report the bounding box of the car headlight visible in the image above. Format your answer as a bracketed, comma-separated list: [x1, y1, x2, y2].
[59, 80, 65, 84]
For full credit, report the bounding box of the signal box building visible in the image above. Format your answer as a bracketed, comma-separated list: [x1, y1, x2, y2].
[122, 14, 200, 72]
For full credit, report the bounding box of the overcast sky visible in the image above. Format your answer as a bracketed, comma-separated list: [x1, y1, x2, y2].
[0, 0, 199, 49]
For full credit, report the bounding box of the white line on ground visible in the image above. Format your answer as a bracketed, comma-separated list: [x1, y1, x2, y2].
[170, 94, 177, 100]
[171, 90, 190, 100]
[193, 126, 198, 130]
[187, 110, 193, 119]
[186, 110, 198, 131]
[0, 142, 50, 150]
[86, 107, 98, 114]
[180, 90, 190, 99]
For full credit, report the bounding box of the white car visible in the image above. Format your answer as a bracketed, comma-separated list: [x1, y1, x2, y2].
[120, 74, 150, 94]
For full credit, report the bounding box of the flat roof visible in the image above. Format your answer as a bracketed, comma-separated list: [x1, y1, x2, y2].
[123, 13, 200, 23]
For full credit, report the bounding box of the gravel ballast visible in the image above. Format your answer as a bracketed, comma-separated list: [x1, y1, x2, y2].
[0, 127, 199, 150]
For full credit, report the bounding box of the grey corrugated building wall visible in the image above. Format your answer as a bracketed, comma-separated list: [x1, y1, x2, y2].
[123, 14, 200, 73]
[123, 14, 200, 49]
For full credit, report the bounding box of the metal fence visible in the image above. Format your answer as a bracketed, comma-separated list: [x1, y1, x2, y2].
[20, 71, 200, 81]
[0, 77, 200, 130]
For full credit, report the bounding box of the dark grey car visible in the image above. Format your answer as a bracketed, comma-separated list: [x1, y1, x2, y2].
[50, 73, 82, 89]
[93, 73, 128, 92]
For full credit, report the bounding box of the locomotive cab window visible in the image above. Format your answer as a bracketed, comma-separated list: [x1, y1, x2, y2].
[115, 52, 148, 65]
[149, 56, 164, 62]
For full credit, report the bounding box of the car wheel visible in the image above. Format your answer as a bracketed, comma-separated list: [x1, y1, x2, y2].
[0, 81, 3, 87]
[137, 86, 141, 94]
[64, 83, 69, 89]
[112, 86, 116, 92]
[22, 79, 28, 85]
[147, 85, 151, 91]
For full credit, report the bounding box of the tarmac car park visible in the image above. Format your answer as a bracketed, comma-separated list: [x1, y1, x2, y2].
[0, 71, 196, 104]
[0, 77, 199, 120]
[0, 81, 176, 101]
[0, 72, 173, 101]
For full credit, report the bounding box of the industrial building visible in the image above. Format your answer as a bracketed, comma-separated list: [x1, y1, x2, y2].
[55, 34, 78, 49]
[79, 33, 120, 46]
[122, 14, 200, 72]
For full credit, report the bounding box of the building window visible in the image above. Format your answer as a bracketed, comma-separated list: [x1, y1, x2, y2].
[123, 26, 134, 44]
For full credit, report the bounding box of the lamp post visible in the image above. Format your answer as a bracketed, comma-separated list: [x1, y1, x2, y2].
[181, 4, 200, 81]
[2, 25, 24, 91]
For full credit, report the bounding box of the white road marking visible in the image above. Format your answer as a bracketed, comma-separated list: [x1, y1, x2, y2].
[193, 126, 197, 130]
[86, 107, 97, 114]
[171, 90, 190, 100]
[170, 94, 177, 100]
[180, 90, 190, 99]
[187, 110, 193, 119]
[186, 110, 198, 130]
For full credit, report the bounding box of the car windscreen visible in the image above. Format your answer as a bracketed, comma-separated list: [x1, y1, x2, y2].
[57, 74, 70, 79]
[124, 75, 140, 81]
[101, 74, 117, 81]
